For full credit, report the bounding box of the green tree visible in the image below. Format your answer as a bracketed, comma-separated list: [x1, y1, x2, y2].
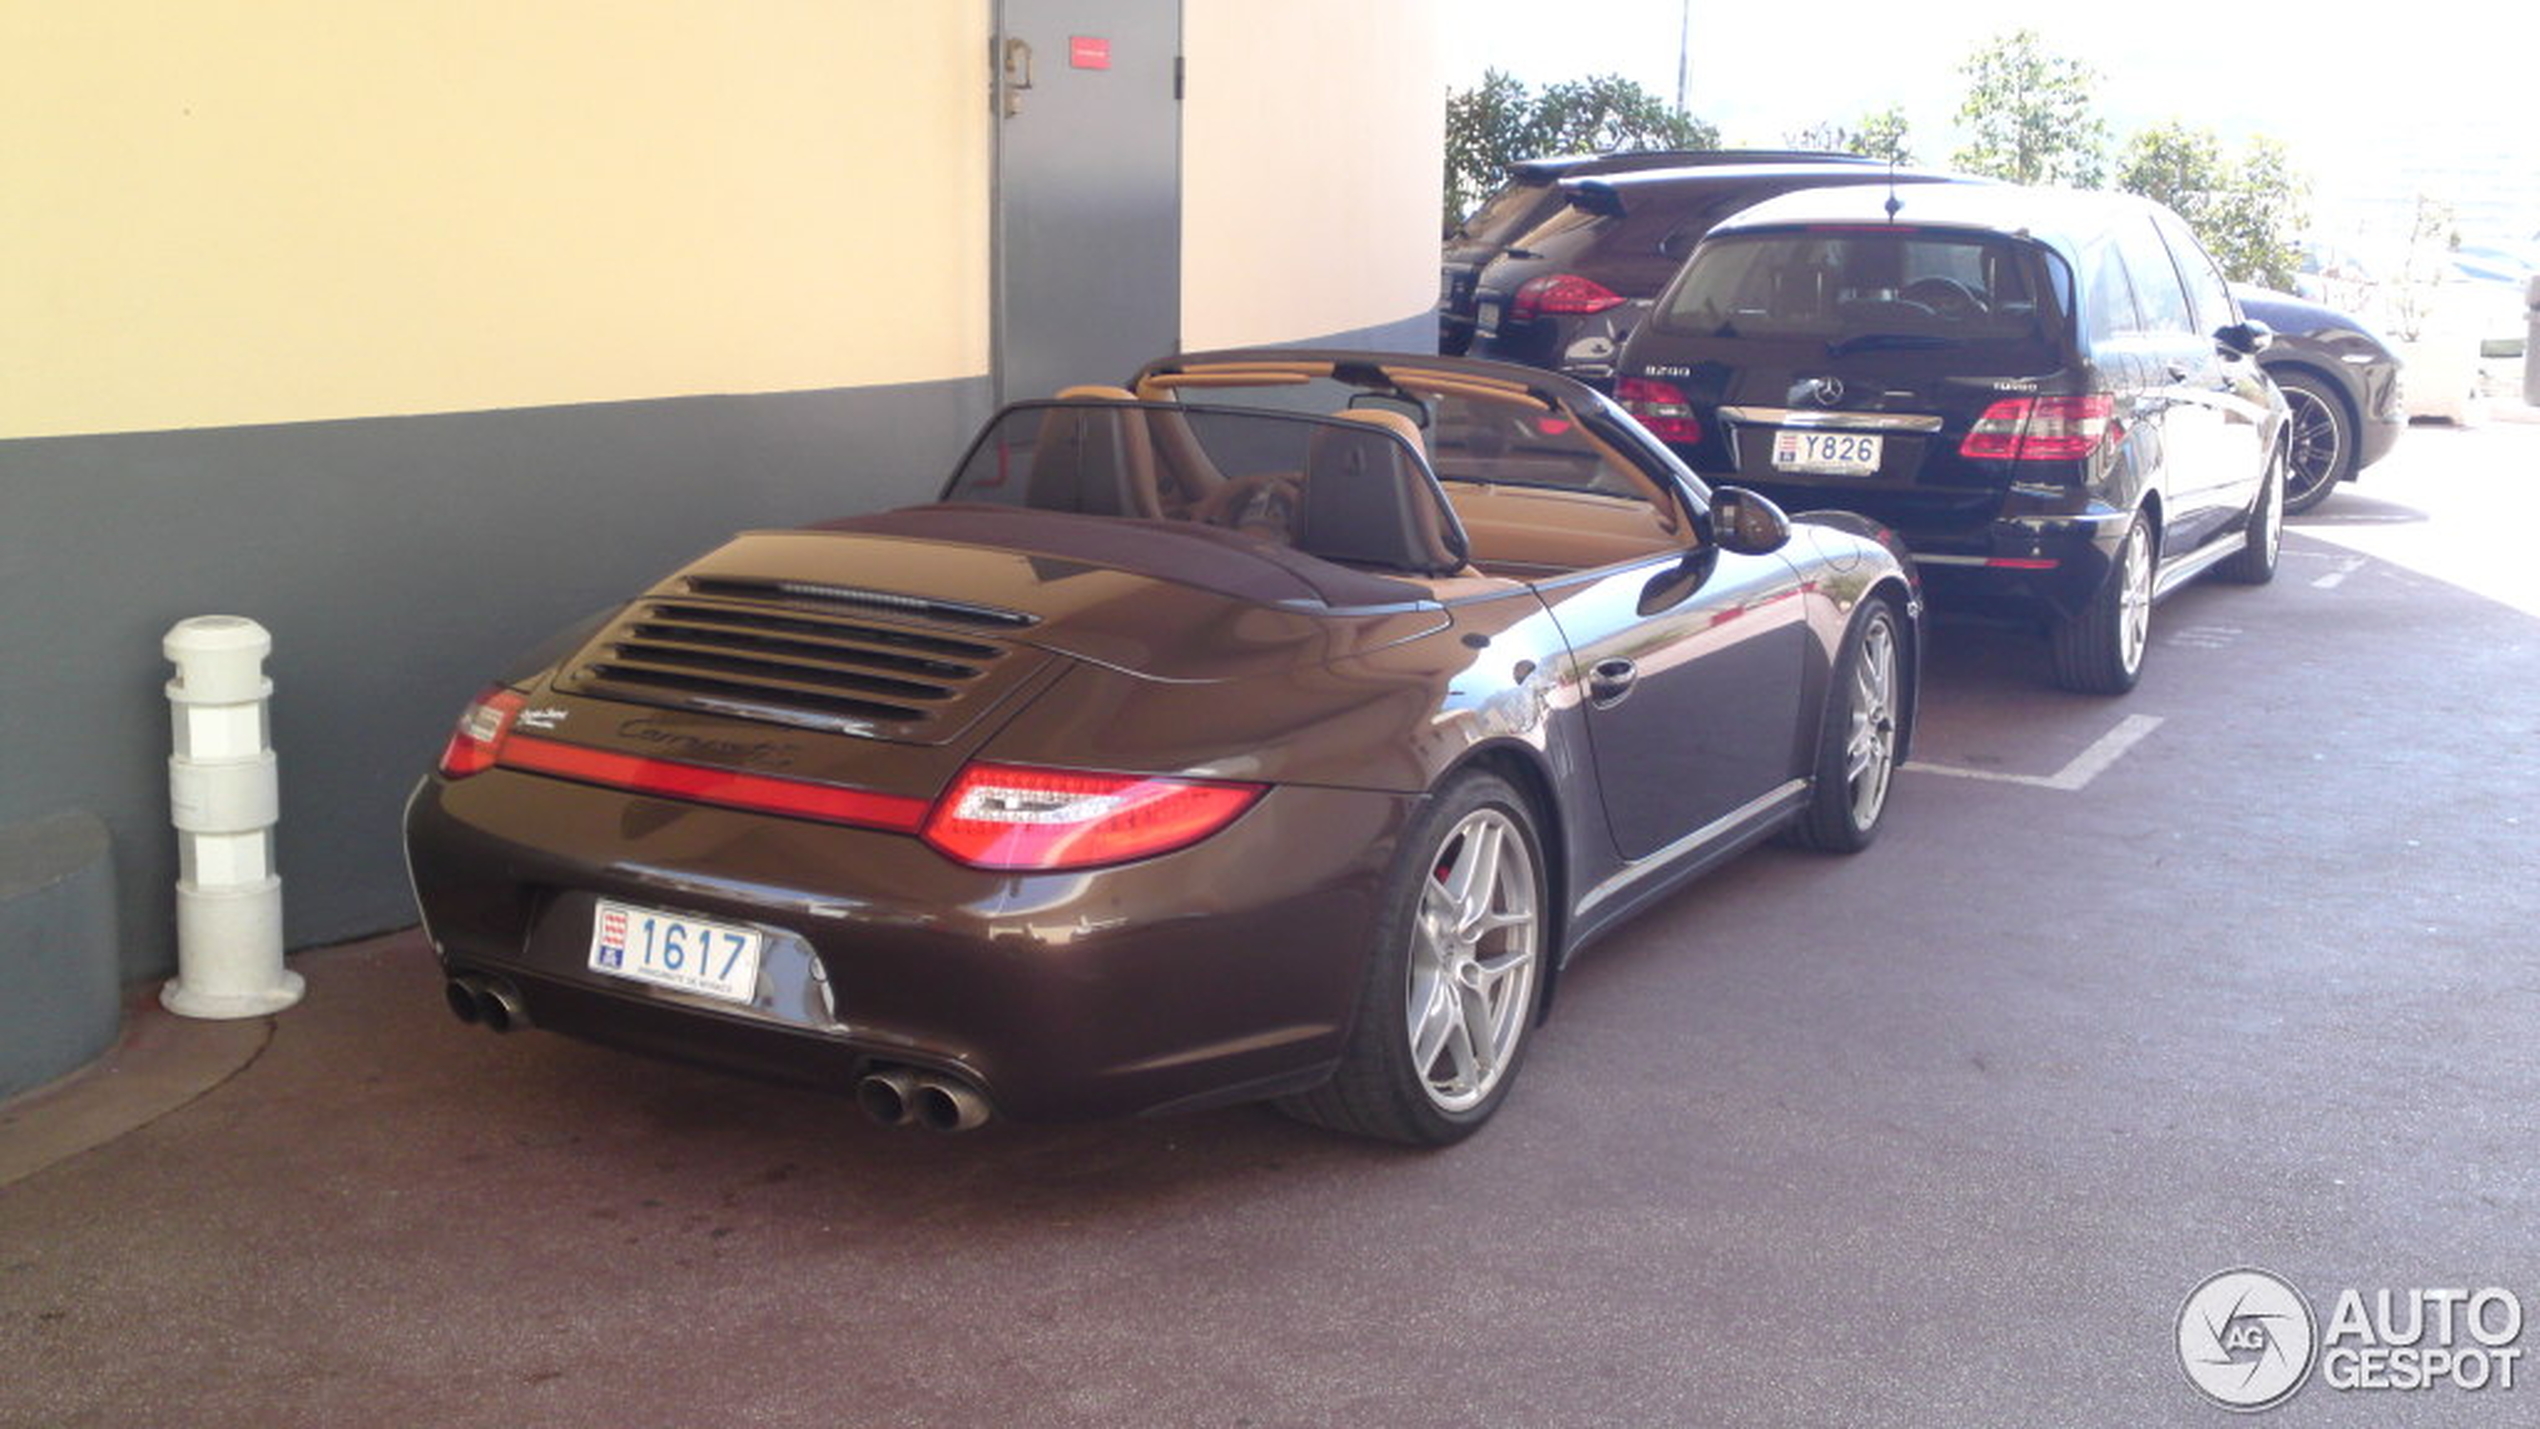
[2113, 121, 2224, 212]
[1442, 70, 1718, 228]
[2115, 123, 2309, 288]
[1444, 70, 1540, 229]
[1952, 30, 2106, 187]
[2387, 193, 2461, 342]
[2211, 138, 2308, 290]
[1789, 106, 1915, 165]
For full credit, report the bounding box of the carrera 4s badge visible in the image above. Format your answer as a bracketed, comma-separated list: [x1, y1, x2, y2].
[616, 714, 802, 771]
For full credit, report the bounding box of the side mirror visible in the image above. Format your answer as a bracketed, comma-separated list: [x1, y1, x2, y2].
[1708, 486, 1792, 556]
[2216, 319, 2273, 358]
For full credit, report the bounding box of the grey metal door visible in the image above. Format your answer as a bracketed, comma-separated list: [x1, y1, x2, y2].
[994, 0, 1181, 406]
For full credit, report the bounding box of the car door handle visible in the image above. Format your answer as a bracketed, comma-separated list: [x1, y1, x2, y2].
[1588, 658, 1638, 707]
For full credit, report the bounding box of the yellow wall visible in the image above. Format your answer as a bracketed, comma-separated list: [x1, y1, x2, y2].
[1, 1, 993, 439]
[1181, 0, 1444, 351]
[3, 2, 1449, 442]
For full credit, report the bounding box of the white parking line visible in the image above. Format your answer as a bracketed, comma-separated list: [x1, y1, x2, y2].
[2310, 554, 2369, 591]
[1905, 713, 2165, 792]
[2164, 625, 2242, 650]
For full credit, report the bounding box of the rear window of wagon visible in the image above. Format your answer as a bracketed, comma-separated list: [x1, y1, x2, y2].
[1653, 229, 2069, 352]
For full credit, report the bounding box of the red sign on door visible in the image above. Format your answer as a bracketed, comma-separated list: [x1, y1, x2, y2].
[1069, 35, 1111, 70]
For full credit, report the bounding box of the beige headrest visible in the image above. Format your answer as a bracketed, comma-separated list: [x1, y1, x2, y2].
[1332, 407, 1424, 449]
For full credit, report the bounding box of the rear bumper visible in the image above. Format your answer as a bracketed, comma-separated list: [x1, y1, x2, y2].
[1901, 509, 2133, 620]
[1730, 461, 2130, 620]
[2356, 409, 2403, 474]
[404, 769, 1414, 1122]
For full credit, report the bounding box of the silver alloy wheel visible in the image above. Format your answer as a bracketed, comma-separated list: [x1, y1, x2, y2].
[2258, 445, 2284, 566]
[2115, 520, 2153, 676]
[2280, 379, 2345, 509]
[1405, 807, 1541, 1113]
[1842, 609, 1900, 829]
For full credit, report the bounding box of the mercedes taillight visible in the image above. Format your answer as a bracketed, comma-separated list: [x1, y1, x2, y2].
[1617, 377, 1703, 445]
[1960, 394, 2119, 462]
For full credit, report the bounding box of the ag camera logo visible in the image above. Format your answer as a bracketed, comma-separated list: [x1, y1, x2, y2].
[2177, 1268, 2318, 1411]
[2178, 1269, 2527, 1410]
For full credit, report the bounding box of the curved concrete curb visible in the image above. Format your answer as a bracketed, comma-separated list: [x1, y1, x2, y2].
[0, 982, 272, 1188]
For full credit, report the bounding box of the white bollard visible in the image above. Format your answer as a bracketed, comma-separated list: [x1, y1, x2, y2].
[161, 616, 303, 1019]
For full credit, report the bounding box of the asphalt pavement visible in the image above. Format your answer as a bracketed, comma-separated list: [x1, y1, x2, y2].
[5, 412, 2538, 1428]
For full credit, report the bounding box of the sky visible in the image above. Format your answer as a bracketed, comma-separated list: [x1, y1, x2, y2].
[1441, 0, 2537, 254]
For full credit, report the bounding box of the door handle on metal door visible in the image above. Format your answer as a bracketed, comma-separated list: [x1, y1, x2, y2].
[1000, 36, 1035, 117]
[1588, 658, 1638, 707]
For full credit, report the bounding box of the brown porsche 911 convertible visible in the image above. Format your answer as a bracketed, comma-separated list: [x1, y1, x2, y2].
[403, 350, 1920, 1144]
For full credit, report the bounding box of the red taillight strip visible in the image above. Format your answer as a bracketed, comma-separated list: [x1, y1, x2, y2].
[497, 735, 930, 833]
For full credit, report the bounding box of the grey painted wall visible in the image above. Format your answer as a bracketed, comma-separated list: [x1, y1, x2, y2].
[0, 811, 120, 1097]
[2, 377, 992, 991]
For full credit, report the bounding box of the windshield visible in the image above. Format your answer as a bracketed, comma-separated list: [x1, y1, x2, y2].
[1135, 369, 1664, 503]
[1654, 229, 2057, 346]
[1455, 179, 1559, 246]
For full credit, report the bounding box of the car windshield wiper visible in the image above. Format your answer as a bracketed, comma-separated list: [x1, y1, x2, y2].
[1827, 332, 1960, 357]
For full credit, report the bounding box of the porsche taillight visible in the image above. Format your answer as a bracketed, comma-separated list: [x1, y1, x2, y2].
[1511, 273, 1624, 321]
[1960, 394, 2119, 461]
[438, 687, 526, 777]
[921, 763, 1266, 872]
[440, 695, 1264, 869]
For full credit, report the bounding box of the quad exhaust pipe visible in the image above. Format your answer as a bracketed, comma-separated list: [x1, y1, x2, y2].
[857, 1066, 992, 1133]
[444, 974, 531, 1034]
[439, 975, 988, 1130]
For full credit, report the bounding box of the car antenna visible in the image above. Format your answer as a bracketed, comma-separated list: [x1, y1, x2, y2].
[1884, 159, 1903, 221]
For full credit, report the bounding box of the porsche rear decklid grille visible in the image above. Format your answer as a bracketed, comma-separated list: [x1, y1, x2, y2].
[687, 576, 1038, 630]
[558, 597, 1026, 739]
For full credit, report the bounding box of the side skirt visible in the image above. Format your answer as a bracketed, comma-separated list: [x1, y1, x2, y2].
[1562, 778, 1810, 956]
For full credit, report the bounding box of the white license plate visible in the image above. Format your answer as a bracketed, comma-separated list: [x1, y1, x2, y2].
[1476, 300, 1502, 338]
[1773, 429, 1883, 476]
[588, 899, 763, 1004]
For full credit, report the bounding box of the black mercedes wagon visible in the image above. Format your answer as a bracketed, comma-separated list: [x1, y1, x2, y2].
[1618, 182, 2287, 693]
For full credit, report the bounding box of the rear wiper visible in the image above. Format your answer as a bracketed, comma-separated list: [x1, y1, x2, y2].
[1827, 332, 1959, 357]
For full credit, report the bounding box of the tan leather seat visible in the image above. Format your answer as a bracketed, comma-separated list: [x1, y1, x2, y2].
[1059, 385, 1225, 518]
[1294, 409, 1466, 575]
[1029, 388, 1163, 518]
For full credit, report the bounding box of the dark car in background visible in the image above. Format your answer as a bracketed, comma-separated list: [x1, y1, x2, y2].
[1438, 150, 1889, 358]
[405, 351, 1920, 1146]
[2230, 284, 2403, 513]
[1439, 149, 1720, 355]
[1467, 159, 1964, 383]
[1618, 182, 2286, 694]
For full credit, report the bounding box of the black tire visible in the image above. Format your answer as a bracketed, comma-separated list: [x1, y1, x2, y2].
[1789, 597, 1905, 853]
[2217, 437, 2284, 586]
[1280, 771, 1547, 1146]
[2276, 369, 2353, 515]
[2051, 512, 2154, 695]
